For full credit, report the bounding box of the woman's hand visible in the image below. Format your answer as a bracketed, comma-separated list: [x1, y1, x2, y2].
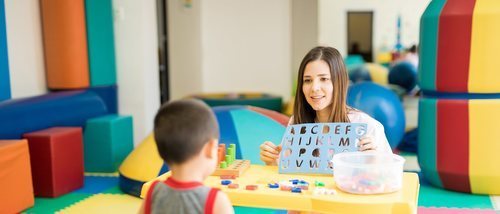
[260, 141, 281, 166]
[358, 136, 377, 151]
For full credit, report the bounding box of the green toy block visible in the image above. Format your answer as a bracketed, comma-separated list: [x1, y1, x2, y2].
[85, 0, 117, 86]
[84, 115, 133, 172]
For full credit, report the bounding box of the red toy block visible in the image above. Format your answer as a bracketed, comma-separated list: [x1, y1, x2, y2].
[0, 140, 34, 213]
[228, 183, 239, 189]
[246, 185, 258, 190]
[23, 127, 84, 197]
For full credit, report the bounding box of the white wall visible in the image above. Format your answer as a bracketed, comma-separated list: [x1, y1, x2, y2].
[3, 0, 163, 145]
[200, 0, 292, 101]
[167, 0, 203, 100]
[292, 0, 318, 88]
[5, 0, 46, 98]
[113, 0, 160, 145]
[318, 0, 430, 58]
[168, 0, 293, 102]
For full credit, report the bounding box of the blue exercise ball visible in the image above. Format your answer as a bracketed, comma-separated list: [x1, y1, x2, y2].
[388, 62, 417, 93]
[347, 82, 405, 149]
[348, 65, 372, 83]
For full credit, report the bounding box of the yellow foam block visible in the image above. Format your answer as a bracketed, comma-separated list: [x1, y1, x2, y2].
[119, 133, 164, 181]
[60, 194, 142, 213]
[142, 165, 419, 214]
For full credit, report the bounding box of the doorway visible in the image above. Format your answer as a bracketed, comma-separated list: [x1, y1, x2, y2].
[347, 11, 373, 62]
[157, 0, 170, 103]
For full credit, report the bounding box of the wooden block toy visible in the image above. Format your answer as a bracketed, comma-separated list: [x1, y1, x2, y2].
[212, 159, 250, 177]
[228, 183, 239, 189]
[23, 127, 84, 197]
[84, 115, 133, 172]
[213, 143, 250, 176]
[0, 140, 34, 213]
[217, 144, 226, 163]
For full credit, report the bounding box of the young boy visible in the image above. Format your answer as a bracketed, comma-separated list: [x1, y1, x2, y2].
[139, 99, 233, 214]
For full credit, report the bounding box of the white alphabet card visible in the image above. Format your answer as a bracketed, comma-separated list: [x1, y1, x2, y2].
[279, 123, 367, 174]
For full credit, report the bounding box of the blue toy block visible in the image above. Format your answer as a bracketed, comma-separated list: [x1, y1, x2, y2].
[0, 0, 10, 102]
[87, 85, 118, 113]
[84, 115, 133, 172]
[268, 183, 279, 189]
[291, 187, 302, 193]
[0, 90, 109, 139]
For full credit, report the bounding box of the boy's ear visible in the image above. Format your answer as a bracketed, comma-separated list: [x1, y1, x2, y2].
[204, 139, 218, 159]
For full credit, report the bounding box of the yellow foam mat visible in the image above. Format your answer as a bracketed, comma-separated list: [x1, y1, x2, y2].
[59, 194, 142, 213]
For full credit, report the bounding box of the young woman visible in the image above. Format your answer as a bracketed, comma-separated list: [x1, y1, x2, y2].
[260, 46, 392, 165]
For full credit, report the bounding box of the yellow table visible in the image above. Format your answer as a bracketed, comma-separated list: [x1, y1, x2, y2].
[141, 165, 419, 214]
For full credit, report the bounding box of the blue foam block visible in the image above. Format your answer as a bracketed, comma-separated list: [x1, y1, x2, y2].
[0, 90, 109, 139]
[0, 0, 10, 102]
[87, 85, 118, 113]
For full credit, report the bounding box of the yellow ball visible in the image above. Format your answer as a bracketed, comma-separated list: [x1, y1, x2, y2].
[365, 63, 389, 86]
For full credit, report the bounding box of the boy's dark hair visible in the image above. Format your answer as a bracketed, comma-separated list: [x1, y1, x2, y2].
[153, 99, 219, 164]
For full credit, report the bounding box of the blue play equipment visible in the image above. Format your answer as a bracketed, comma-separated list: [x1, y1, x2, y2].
[0, 86, 117, 139]
[347, 82, 405, 149]
[0, 0, 10, 102]
[348, 65, 372, 83]
[388, 61, 417, 93]
[345, 55, 365, 68]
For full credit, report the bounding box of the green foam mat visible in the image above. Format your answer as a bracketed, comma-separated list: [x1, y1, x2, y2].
[418, 182, 494, 209]
[234, 206, 285, 214]
[102, 186, 126, 194]
[24, 193, 91, 213]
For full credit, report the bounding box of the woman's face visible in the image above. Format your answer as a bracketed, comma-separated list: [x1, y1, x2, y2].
[302, 60, 333, 112]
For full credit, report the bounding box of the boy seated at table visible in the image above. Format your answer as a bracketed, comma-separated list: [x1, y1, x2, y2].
[139, 99, 234, 214]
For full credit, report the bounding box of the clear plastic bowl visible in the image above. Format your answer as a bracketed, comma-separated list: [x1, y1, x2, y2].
[332, 152, 405, 194]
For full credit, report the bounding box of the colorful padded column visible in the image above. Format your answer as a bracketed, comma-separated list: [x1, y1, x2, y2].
[418, 0, 500, 194]
[420, 0, 500, 93]
[40, 0, 89, 89]
[0, 0, 10, 101]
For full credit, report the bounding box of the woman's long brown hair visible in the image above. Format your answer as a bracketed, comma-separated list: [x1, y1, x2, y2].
[293, 46, 350, 124]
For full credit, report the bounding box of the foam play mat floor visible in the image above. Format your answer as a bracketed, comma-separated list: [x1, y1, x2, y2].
[24, 153, 500, 213]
